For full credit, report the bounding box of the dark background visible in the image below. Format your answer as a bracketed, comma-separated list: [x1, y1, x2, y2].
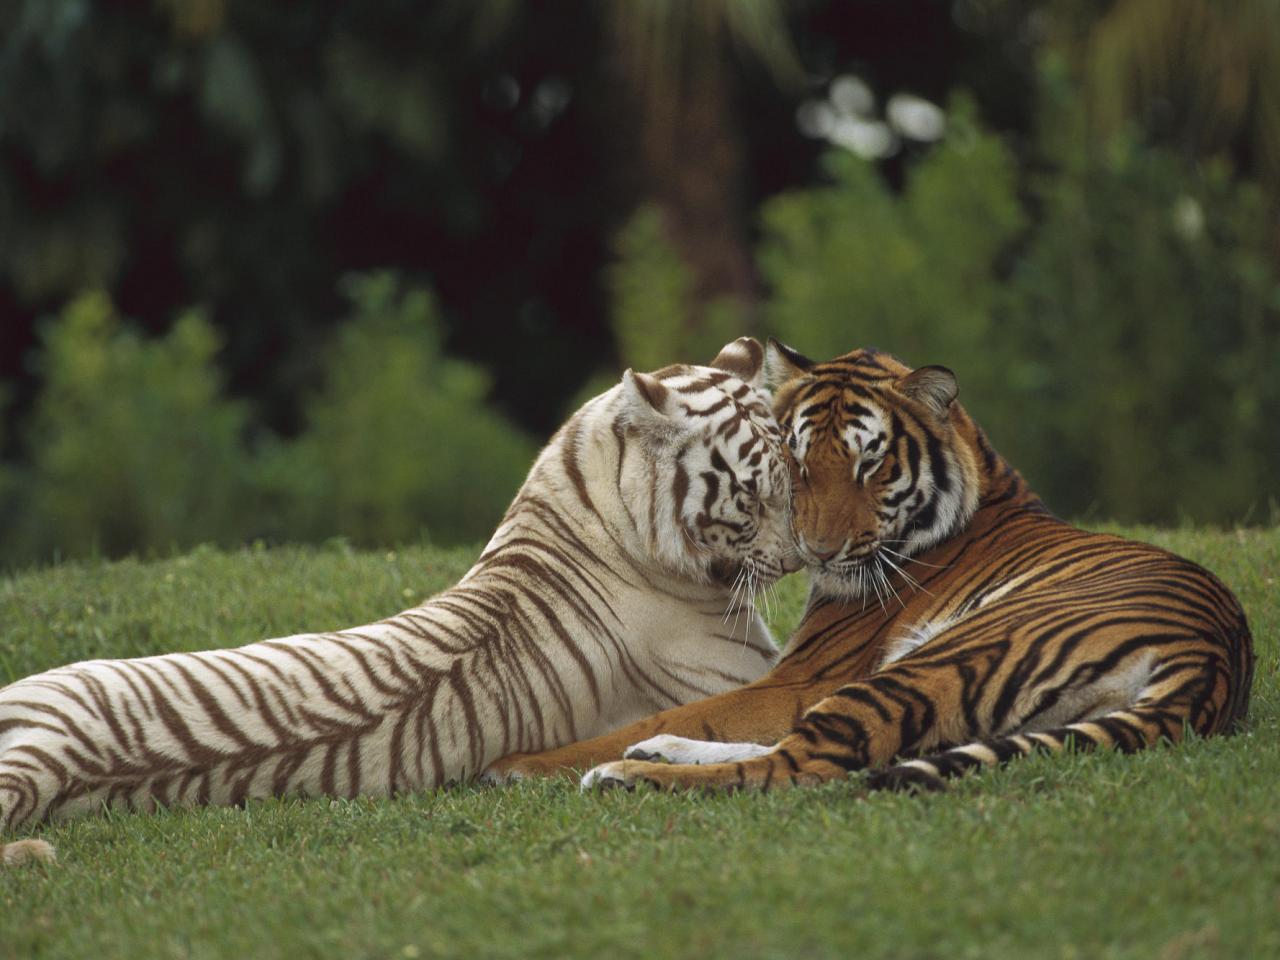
[2, 0, 1277, 564]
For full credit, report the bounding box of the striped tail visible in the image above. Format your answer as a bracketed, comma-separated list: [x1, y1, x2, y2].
[865, 701, 1231, 794]
[868, 629, 1252, 794]
[1, 759, 57, 865]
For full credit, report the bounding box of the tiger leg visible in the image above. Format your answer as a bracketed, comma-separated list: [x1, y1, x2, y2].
[866, 703, 1192, 793]
[482, 678, 844, 782]
[868, 649, 1240, 793]
[580, 670, 943, 792]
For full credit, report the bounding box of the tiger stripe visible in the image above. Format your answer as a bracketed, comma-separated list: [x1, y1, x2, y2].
[562, 342, 1253, 793]
[1, 338, 797, 862]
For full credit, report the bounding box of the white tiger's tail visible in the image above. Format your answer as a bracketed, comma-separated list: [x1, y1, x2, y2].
[2, 759, 57, 865]
[2, 838, 56, 867]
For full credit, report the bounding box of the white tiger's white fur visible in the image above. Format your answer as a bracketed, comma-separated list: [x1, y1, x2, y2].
[0, 338, 794, 864]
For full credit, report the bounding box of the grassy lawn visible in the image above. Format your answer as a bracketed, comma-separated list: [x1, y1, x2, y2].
[2, 528, 1278, 960]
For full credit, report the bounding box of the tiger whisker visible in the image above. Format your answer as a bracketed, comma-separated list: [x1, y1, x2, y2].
[875, 556, 907, 610]
[881, 545, 950, 570]
[867, 562, 887, 614]
[723, 565, 748, 625]
[749, 564, 767, 623]
[721, 568, 747, 627]
[731, 562, 755, 640]
[734, 582, 750, 641]
[752, 564, 765, 617]
[878, 551, 933, 598]
[737, 583, 752, 650]
[877, 551, 914, 591]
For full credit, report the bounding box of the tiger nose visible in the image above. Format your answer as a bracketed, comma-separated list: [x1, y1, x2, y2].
[800, 535, 843, 563]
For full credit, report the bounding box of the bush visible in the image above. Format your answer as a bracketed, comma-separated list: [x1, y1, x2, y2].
[1001, 139, 1280, 523]
[260, 272, 536, 546]
[558, 205, 747, 420]
[745, 97, 1279, 524]
[758, 97, 1026, 401]
[608, 204, 745, 371]
[6, 292, 255, 564]
[0, 274, 540, 566]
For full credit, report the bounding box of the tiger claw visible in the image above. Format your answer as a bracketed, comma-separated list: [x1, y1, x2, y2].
[865, 764, 947, 793]
[477, 765, 523, 785]
[580, 762, 633, 791]
[622, 749, 663, 763]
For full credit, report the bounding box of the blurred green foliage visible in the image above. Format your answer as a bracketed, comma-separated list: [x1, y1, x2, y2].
[1002, 136, 1280, 523]
[605, 97, 1280, 526]
[2, 276, 533, 567]
[2, 1, 1278, 565]
[759, 98, 1026, 406]
[6, 294, 255, 562]
[5, 96, 1277, 566]
[258, 273, 535, 546]
[609, 205, 745, 371]
[0, 0, 615, 446]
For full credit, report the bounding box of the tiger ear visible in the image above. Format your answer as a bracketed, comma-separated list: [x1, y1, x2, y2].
[621, 369, 676, 422]
[765, 337, 815, 388]
[708, 337, 765, 389]
[895, 365, 958, 416]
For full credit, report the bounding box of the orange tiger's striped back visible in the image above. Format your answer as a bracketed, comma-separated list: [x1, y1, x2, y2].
[568, 343, 1254, 793]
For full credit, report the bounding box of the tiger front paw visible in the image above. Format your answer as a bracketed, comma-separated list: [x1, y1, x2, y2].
[864, 762, 947, 794]
[578, 757, 755, 792]
[580, 760, 681, 792]
[579, 761, 635, 791]
[624, 734, 772, 765]
[479, 753, 556, 785]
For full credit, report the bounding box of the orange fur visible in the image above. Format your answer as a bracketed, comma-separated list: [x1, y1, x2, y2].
[488, 346, 1254, 792]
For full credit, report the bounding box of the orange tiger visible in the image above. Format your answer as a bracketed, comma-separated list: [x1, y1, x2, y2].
[485, 341, 1255, 792]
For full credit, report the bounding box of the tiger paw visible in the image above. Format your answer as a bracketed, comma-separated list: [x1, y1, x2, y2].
[579, 761, 636, 791]
[864, 762, 947, 794]
[479, 753, 555, 784]
[579, 758, 747, 792]
[624, 734, 772, 765]
[580, 759, 689, 791]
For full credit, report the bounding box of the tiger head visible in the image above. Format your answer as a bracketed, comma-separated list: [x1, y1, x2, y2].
[617, 337, 799, 592]
[766, 339, 982, 601]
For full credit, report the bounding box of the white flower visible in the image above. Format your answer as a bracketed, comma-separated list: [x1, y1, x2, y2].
[830, 75, 875, 117]
[830, 117, 898, 159]
[887, 93, 946, 142]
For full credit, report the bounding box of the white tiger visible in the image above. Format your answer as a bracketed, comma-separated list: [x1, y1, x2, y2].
[0, 337, 796, 865]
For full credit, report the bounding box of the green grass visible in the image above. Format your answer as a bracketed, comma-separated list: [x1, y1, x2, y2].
[2, 528, 1278, 960]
